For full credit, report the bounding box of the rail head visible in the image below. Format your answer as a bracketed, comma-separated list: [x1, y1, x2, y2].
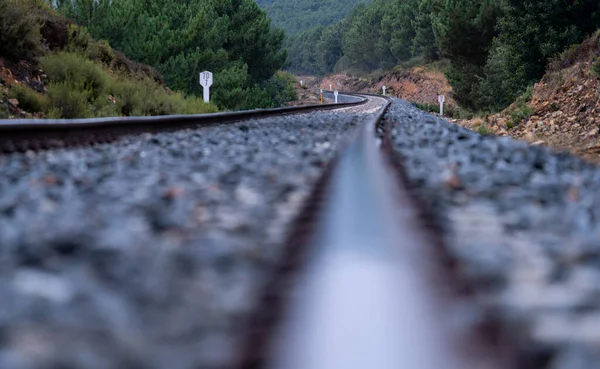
[239, 95, 514, 369]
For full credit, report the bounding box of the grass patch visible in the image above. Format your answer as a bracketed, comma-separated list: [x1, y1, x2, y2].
[506, 85, 534, 127]
[412, 102, 475, 119]
[592, 57, 600, 78]
[0, 90, 9, 119]
[46, 81, 94, 118]
[477, 124, 494, 136]
[8, 85, 48, 113]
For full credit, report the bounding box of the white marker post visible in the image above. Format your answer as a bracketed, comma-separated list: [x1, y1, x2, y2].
[200, 71, 213, 103]
[438, 94, 445, 116]
[334, 90, 339, 104]
[300, 80, 304, 87]
[329, 84, 332, 91]
[382, 86, 386, 96]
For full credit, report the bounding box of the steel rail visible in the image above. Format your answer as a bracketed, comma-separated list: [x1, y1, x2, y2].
[239, 96, 514, 369]
[0, 92, 366, 153]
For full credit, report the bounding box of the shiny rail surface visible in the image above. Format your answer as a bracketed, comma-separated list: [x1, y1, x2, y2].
[0, 92, 366, 152]
[240, 96, 513, 369]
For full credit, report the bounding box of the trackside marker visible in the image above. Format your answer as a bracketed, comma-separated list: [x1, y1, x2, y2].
[438, 95, 445, 116]
[382, 86, 386, 96]
[200, 71, 213, 103]
[334, 90, 339, 104]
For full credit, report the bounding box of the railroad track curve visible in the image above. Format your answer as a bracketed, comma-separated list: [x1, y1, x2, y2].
[0, 91, 367, 153]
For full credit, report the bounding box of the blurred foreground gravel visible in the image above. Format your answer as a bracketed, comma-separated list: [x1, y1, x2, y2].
[0, 112, 358, 369]
[3, 97, 600, 369]
[388, 98, 600, 368]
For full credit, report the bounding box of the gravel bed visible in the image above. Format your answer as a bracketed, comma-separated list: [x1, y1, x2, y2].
[388, 98, 600, 368]
[0, 112, 360, 369]
[331, 94, 388, 114]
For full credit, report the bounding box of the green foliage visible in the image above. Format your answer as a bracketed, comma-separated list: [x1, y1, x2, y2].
[0, 0, 45, 61]
[592, 58, 600, 77]
[475, 0, 600, 111]
[57, 0, 288, 110]
[33, 52, 217, 118]
[477, 124, 493, 136]
[285, 0, 600, 115]
[286, 0, 434, 74]
[9, 85, 48, 113]
[46, 81, 95, 118]
[505, 87, 534, 127]
[41, 52, 107, 101]
[430, 0, 501, 109]
[255, 0, 370, 35]
[0, 90, 9, 119]
[413, 102, 473, 119]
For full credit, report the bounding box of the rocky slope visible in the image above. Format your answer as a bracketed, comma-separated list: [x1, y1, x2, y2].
[458, 31, 600, 164]
[295, 65, 455, 107]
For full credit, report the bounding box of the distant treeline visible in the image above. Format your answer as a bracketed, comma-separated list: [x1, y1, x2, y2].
[287, 0, 600, 111]
[255, 0, 369, 35]
[55, 0, 296, 110]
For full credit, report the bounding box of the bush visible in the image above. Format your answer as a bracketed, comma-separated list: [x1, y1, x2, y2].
[66, 24, 92, 52]
[412, 102, 475, 119]
[592, 57, 600, 78]
[9, 85, 48, 112]
[109, 78, 217, 117]
[46, 82, 92, 118]
[0, 91, 8, 119]
[40, 52, 107, 100]
[0, 0, 45, 61]
[506, 86, 534, 127]
[86, 40, 116, 65]
[477, 124, 494, 135]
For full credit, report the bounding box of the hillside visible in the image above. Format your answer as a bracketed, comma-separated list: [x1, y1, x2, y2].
[458, 31, 600, 163]
[285, 0, 600, 116]
[0, 0, 219, 119]
[255, 0, 369, 35]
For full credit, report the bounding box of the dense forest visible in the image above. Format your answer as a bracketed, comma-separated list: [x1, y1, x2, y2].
[255, 0, 369, 35]
[286, 0, 600, 112]
[54, 0, 296, 110]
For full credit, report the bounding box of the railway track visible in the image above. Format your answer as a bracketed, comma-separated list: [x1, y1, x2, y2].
[1, 92, 600, 368]
[239, 94, 512, 369]
[0, 92, 365, 153]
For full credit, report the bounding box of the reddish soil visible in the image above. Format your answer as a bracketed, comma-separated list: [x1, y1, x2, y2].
[293, 67, 456, 107]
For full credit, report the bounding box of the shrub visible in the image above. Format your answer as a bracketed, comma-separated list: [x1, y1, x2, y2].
[0, 0, 45, 61]
[413, 102, 475, 119]
[46, 82, 92, 118]
[66, 24, 92, 52]
[506, 86, 535, 127]
[9, 85, 48, 112]
[477, 124, 493, 135]
[109, 78, 217, 116]
[86, 40, 116, 65]
[40, 52, 107, 100]
[592, 57, 600, 78]
[0, 91, 8, 118]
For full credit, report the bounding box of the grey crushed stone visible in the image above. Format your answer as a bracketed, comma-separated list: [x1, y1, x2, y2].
[0, 112, 359, 369]
[389, 98, 600, 368]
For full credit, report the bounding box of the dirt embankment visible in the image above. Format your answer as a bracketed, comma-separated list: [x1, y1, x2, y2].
[294, 66, 455, 107]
